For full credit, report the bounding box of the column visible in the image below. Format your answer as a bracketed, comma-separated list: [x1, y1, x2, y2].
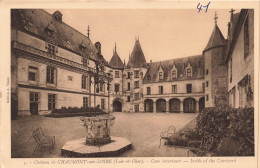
[180, 101, 184, 113]
[166, 101, 169, 113]
[196, 100, 199, 113]
[153, 101, 156, 113]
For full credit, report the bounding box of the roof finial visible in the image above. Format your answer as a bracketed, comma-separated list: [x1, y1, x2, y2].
[115, 42, 117, 52]
[230, 9, 235, 21]
[214, 11, 218, 24]
[87, 25, 90, 38]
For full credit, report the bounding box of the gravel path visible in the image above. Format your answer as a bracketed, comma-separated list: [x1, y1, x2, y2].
[11, 112, 197, 158]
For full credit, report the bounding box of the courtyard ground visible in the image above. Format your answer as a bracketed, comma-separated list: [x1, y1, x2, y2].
[11, 112, 197, 158]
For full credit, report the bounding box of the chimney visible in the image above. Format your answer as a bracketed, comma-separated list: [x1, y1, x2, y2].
[150, 60, 152, 63]
[53, 10, 62, 22]
[95, 42, 101, 55]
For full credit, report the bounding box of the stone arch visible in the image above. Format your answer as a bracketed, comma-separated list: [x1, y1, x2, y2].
[144, 99, 153, 112]
[112, 98, 123, 112]
[156, 98, 166, 113]
[183, 97, 196, 113]
[169, 98, 180, 113]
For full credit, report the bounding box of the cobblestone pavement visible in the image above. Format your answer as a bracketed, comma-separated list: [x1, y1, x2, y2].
[11, 112, 197, 158]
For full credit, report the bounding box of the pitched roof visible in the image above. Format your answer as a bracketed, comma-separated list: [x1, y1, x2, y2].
[109, 51, 124, 69]
[11, 9, 101, 62]
[127, 40, 148, 68]
[225, 10, 251, 63]
[143, 55, 205, 84]
[203, 24, 227, 53]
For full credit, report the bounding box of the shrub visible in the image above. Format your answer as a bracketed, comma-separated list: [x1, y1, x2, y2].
[227, 107, 254, 156]
[52, 106, 103, 114]
[197, 105, 254, 155]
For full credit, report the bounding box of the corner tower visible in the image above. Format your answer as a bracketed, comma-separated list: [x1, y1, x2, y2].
[203, 13, 228, 107]
[125, 38, 148, 113]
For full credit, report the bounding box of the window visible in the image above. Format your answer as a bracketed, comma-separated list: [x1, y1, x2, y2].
[206, 81, 209, 87]
[206, 95, 209, 101]
[68, 76, 73, 81]
[100, 83, 104, 92]
[127, 82, 130, 90]
[82, 57, 88, 66]
[134, 93, 139, 100]
[244, 16, 249, 58]
[206, 69, 209, 75]
[135, 104, 139, 112]
[202, 83, 205, 92]
[230, 57, 233, 83]
[115, 71, 119, 78]
[187, 69, 192, 77]
[159, 72, 163, 80]
[186, 84, 192, 93]
[46, 67, 56, 84]
[127, 96, 131, 102]
[172, 85, 177, 93]
[134, 81, 139, 88]
[115, 84, 120, 92]
[82, 75, 88, 89]
[101, 98, 105, 110]
[172, 70, 177, 79]
[134, 71, 139, 78]
[28, 66, 38, 81]
[159, 86, 163, 94]
[127, 72, 131, 79]
[47, 43, 56, 55]
[48, 94, 56, 110]
[147, 87, 151, 95]
[30, 92, 39, 102]
[83, 97, 88, 109]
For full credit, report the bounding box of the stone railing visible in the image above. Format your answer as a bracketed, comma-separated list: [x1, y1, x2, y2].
[12, 41, 108, 77]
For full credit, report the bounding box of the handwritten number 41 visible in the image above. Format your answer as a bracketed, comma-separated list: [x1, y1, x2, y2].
[197, 2, 211, 13]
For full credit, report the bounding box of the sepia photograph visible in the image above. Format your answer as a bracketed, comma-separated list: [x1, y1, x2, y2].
[9, 7, 255, 160]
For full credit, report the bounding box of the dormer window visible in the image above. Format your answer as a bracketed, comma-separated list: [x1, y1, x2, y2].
[82, 57, 89, 66]
[159, 72, 163, 80]
[79, 44, 86, 51]
[53, 10, 63, 22]
[185, 63, 193, 78]
[45, 23, 55, 36]
[172, 70, 177, 79]
[187, 69, 192, 77]
[47, 43, 56, 55]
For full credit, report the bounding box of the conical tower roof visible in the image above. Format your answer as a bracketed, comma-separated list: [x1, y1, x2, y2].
[108, 44, 124, 69]
[127, 39, 147, 68]
[203, 24, 226, 53]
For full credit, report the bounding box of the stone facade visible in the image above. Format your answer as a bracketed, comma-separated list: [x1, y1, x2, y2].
[226, 9, 254, 108]
[11, 9, 254, 117]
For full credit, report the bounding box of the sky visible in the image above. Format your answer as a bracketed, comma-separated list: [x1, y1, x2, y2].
[46, 9, 238, 63]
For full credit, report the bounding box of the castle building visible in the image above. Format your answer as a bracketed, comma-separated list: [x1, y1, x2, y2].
[11, 9, 254, 117]
[11, 9, 112, 117]
[226, 9, 254, 108]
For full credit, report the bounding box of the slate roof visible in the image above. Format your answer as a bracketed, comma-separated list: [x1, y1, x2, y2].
[11, 9, 101, 62]
[225, 10, 251, 63]
[203, 24, 227, 53]
[143, 55, 205, 84]
[109, 51, 124, 69]
[127, 40, 148, 68]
